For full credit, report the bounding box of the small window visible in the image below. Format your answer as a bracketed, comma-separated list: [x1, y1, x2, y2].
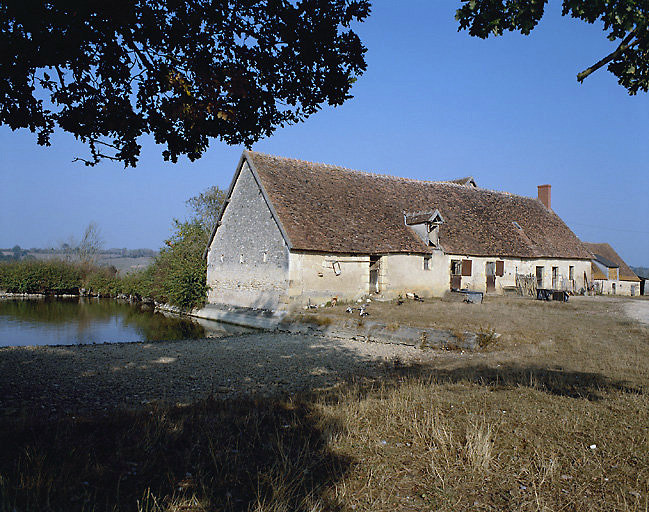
[569, 266, 574, 281]
[423, 256, 431, 270]
[495, 260, 504, 277]
[461, 259, 472, 276]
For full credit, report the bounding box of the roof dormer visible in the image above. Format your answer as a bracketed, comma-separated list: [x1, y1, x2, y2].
[404, 209, 445, 249]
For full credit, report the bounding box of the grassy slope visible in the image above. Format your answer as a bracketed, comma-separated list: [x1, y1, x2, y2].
[1, 296, 648, 511]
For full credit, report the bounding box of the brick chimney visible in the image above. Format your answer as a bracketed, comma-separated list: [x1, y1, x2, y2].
[538, 184, 551, 209]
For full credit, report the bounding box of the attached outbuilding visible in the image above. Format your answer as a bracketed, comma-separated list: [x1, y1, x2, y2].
[583, 242, 642, 296]
[206, 151, 593, 311]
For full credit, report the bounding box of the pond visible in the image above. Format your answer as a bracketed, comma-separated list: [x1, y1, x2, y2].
[0, 298, 251, 347]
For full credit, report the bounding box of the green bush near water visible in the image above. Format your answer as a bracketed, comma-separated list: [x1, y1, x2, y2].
[0, 233, 207, 311]
[147, 219, 209, 311]
[1, 186, 222, 311]
[0, 260, 83, 294]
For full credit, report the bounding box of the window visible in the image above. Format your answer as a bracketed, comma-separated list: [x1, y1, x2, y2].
[536, 266, 544, 288]
[423, 256, 431, 270]
[496, 260, 504, 277]
[461, 259, 472, 276]
[428, 225, 440, 248]
[332, 261, 341, 275]
[569, 266, 575, 281]
[451, 260, 462, 275]
[552, 267, 558, 289]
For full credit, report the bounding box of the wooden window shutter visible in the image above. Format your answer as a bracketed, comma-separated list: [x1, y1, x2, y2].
[461, 259, 472, 276]
[495, 260, 504, 277]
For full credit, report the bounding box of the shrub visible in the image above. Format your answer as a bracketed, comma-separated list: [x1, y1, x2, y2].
[83, 267, 120, 297]
[0, 260, 82, 294]
[147, 219, 209, 311]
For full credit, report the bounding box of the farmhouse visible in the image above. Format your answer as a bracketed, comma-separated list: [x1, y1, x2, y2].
[582, 242, 641, 296]
[206, 151, 593, 311]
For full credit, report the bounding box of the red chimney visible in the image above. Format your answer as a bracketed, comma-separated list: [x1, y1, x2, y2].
[538, 184, 551, 209]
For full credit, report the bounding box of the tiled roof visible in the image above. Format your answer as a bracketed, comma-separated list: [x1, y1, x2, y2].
[245, 151, 593, 259]
[582, 242, 640, 282]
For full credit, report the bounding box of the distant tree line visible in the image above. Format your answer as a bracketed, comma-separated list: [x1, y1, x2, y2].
[1, 186, 224, 310]
[631, 266, 649, 278]
[0, 246, 157, 261]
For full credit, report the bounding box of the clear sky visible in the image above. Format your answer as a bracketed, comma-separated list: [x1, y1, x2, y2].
[1, 2, 648, 265]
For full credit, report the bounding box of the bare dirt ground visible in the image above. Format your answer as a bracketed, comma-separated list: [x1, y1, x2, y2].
[0, 331, 442, 418]
[1, 295, 646, 419]
[623, 296, 649, 324]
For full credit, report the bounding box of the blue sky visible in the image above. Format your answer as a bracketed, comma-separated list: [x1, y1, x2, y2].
[1, 1, 648, 265]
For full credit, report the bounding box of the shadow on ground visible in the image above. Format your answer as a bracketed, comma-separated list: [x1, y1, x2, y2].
[396, 363, 644, 402]
[0, 344, 644, 511]
[0, 397, 351, 512]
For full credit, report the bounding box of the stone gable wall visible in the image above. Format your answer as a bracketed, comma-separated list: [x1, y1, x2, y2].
[206, 162, 289, 310]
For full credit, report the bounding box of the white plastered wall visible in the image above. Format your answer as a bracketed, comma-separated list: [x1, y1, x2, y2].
[285, 251, 594, 305]
[287, 252, 370, 306]
[445, 255, 592, 294]
[593, 279, 640, 296]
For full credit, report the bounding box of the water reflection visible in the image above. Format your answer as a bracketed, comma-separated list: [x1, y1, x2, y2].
[0, 298, 251, 347]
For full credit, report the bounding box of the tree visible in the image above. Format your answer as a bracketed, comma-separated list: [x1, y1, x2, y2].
[144, 185, 224, 310]
[0, 0, 370, 167]
[455, 1, 649, 94]
[77, 222, 104, 265]
[186, 185, 227, 236]
[152, 219, 210, 310]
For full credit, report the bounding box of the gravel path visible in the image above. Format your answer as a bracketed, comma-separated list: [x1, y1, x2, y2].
[0, 332, 442, 417]
[624, 299, 649, 325]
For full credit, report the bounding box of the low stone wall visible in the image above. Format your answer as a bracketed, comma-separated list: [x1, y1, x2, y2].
[279, 319, 498, 351]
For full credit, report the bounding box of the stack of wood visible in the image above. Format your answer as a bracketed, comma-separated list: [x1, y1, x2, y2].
[515, 274, 536, 297]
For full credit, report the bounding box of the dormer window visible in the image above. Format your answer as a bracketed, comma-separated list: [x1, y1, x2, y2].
[404, 209, 445, 249]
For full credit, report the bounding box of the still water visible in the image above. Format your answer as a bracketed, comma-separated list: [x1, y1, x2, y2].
[0, 298, 250, 347]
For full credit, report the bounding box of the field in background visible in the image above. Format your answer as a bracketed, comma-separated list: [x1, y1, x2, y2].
[1, 296, 648, 511]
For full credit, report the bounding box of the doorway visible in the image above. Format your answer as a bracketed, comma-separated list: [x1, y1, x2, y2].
[485, 261, 496, 293]
[536, 266, 544, 289]
[369, 256, 381, 294]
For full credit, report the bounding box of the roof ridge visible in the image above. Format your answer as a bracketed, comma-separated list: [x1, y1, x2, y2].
[248, 151, 538, 202]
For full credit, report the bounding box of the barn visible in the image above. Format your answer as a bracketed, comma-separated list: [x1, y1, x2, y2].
[205, 151, 592, 311]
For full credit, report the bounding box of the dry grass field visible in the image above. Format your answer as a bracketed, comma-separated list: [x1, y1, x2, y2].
[1, 296, 648, 511]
